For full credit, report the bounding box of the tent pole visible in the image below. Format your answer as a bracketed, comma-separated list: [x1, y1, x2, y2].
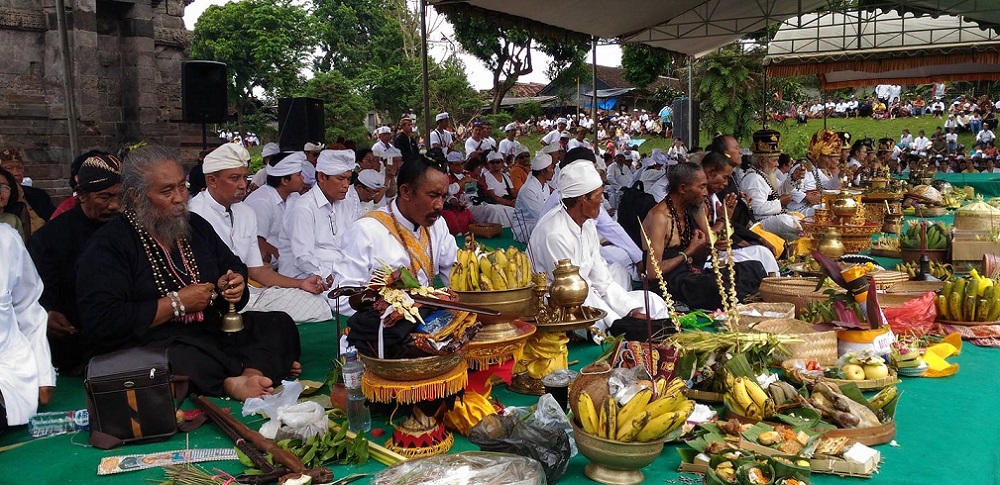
[420, 0, 431, 139]
[55, 0, 79, 157]
[592, 36, 598, 148]
[687, 55, 693, 148]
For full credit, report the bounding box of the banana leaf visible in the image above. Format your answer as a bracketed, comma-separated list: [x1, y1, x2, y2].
[880, 392, 902, 420]
[740, 422, 776, 443]
[836, 382, 879, 414]
[775, 407, 821, 430]
[677, 447, 700, 464]
[723, 353, 755, 380]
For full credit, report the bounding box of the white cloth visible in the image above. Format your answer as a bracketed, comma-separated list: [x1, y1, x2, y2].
[567, 139, 593, 152]
[512, 176, 551, 243]
[541, 191, 642, 265]
[781, 163, 817, 214]
[497, 139, 519, 159]
[528, 208, 666, 331]
[483, 171, 514, 199]
[607, 163, 634, 189]
[430, 129, 453, 149]
[464, 137, 490, 159]
[557, 161, 602, 198]
[203, 143, 250, 173]
[371, 139, 395, 160]
[707, 194, 780, 275]
[333, 201, 458, 316]
[278, 185, 353, 279]
[189, 192, 264, 268]
[0, 224, 54, 426]
[541, 129, 562, 146]
[316, 150, 356, 175]
[739, 170, 782, 219]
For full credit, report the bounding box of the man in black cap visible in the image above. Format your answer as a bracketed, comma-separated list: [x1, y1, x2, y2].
[28, 152, 124, 375]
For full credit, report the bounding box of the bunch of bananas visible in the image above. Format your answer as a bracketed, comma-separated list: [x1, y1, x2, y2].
[900, 222, 951, 250]
[577, 378, 694, 443]
[451, 246, 533, 291]
[894, 261, 953, 280]
[937, 270, 1000, 322]
[724, 374, 775, 420]
[869, 386, 898, 410]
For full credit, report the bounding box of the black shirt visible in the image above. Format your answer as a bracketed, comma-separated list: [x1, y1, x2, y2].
[393, 132, 420, 163]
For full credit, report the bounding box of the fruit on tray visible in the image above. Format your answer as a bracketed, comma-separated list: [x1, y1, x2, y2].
[451, 246, 533, 291]
[899, 221, 951, 250]
[577, 377, 694, 442]
[937, 270, 1000, 322]
[841, 363, 866, 381]
[895, 260, 953, 280]
[724, 375, 775, 420]
[862, 361, 889, 379]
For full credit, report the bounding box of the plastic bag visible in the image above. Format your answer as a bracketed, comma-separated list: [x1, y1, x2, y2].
[242, 381, 325, 440]
[502, 394, 577, 456]
[468, 414, 571, 483]
[883, 291, 937, 336]
[371, 451, 544, 485]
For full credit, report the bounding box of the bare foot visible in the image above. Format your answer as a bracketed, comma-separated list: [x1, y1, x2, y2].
[289, 361, 302, 378]
[223, 373, 273, 401]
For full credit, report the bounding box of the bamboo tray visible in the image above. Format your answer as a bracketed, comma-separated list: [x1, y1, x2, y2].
[782, 359, 900, 391]
[823, 420, 897, 446]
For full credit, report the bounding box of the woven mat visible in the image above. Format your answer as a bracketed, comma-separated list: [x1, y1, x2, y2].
[932, 323, 1000, 348]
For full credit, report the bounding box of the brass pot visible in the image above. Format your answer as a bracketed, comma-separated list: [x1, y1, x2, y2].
[549, 259, 589, 308]
[572, 420, 667, 485]
[831, 193, 859, 218]
[453, 285, 535, 327]
[817, 228, 846, 259]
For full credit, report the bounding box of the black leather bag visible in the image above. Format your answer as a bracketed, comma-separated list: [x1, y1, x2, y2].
[84, 347, 190, 449]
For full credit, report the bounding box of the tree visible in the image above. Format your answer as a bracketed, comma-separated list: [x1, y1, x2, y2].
[427, 56, 485, 124]
[691, 47, 763, 142]
[312, 0, 413, 76]
[441, 8, 590, 113]
[297, 71, 374, 143]
[621, 44, 677, 89]
[191, 0, 318, 132]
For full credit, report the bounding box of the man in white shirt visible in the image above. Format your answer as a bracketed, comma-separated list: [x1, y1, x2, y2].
[429, 112, 454, 151]
[371, 126, 395, 159]
[566, 127, 593, 152]
[334, 157, 458, 318]
[189, 144, 329, 315]
[303, 142, 324, 186]
[540, 118, 568, 146]
[945, 127, 960, 153]
[346, 169, 388, 217]
[464, 122, 491, 162]
[606, 153, 634, 209]
[910, 130, 931, 153]
[512, 153, 554, 242]
[740, 130, 801, 241]
[278, 149, 357, 280]
[497, 123, 519, 161]
[243, 153, 305, 266]
[529, 160, 667, 334]
[977, 127, 996, 146]
[0, 223, 55, 431]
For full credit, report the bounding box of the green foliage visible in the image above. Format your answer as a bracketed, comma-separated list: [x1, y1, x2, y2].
[482, 112, 513, 128]
[427, 57, 485, 124]
[512, 101, 544, 122]
[192, 0, 318, 103]
[621, 44, 676, 88]
[694, 49, 763, 141]
[312, 0, 412, 76]
[297, 71, 374, 142]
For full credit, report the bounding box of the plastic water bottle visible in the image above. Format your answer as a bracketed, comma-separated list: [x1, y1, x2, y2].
[28, 409, 89, 438]
[342, 351, 371, 433]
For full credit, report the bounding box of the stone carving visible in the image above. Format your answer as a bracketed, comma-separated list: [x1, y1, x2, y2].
[0, 7, 47, 32]
[154, 27, 192, 53]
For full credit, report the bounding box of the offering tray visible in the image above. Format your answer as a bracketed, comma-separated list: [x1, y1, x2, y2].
[465, 320, 536, 370]
[533, 306, 608, 333]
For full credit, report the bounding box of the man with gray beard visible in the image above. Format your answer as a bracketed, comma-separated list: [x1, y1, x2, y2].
[75, 146, 300, 401]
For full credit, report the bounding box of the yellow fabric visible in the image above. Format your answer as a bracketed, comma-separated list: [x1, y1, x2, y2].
[793, 236, 814, 257]
[921, 338, 961, 377]
[443, 383, 496, 436]
[364, 211, 434, 280]
[942, 332, 963, 355]
[361, 361, 468, 404]
[749, 224, 785, 259]
[514, 332, 569, 379]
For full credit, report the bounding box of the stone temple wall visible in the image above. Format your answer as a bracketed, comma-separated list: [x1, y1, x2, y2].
[0, 0, 202, 199]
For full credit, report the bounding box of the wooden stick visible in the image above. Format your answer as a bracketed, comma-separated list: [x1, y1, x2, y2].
[193, 396, 306, 474]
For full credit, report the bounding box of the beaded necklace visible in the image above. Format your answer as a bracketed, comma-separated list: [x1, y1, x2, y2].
[664, 195, 694, 254]
[745, 164, 780, 201]
[125, 209, 204, 323]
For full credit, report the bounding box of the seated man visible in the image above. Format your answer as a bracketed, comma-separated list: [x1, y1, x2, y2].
[529, 159, 667, 334]
[0, 148, 55, 235]
[642, 162, 765, 311]
[243, 153, 305, 267]
[441, 150, 475, 235]
[349, 169, 388, 216]
[478, 151, 516, 227]
[278, 149, 357, 280]
[76, 146, 300, 400]
[512, 152, 554, 243]
[0, 223, 55, 434]
[541, 148, 643, 288]
[739, 130, 803, 241]
[335, 156, 459, 321]
[28, 152, 123, 375]
[189, 144, 330, 320]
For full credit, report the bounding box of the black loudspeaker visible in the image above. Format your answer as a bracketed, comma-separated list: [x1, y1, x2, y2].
[278, 97, 325, 153]
[671, 98, 700, 148]
[181, 61, 228, 123]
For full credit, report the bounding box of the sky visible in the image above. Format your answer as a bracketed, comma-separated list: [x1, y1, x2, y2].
[182, 0, 623, 91]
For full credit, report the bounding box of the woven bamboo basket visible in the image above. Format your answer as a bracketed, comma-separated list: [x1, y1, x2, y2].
[758, 277, 841, 316]
[782, 358, 900, 391]
[751, 319, 838, 366]
[736, 303, 796, 331]
[469, 223, 502, 238]
[881, 280, 943, 308]
[870, 270, 910, 291]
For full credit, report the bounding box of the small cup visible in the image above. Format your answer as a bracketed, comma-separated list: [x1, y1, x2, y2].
[542, 369, 578, 410]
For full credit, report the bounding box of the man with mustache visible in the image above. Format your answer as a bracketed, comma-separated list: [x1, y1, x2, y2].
[334, 155, 459, 318]
[278, 149, 357, 281]
[28, 152, 123, 375]
[189, 144, 330, 322]
[76, 146, 300, 401]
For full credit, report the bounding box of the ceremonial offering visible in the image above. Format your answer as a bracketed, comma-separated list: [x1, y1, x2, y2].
[935, 271, 1000, 325]
[899, 221, 951, 263]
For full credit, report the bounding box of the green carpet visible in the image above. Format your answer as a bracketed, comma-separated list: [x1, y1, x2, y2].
[0, 316, 994, 484]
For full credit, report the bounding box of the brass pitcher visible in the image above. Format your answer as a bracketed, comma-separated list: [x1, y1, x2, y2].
[817, 228, 846, 259]
[548, 259, 589, 309]
[831, 192, 859, 218]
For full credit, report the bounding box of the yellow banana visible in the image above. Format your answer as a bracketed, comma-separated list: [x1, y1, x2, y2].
[493, 249, 508, 268]
[724, 395, 746, 417]
[451, 263, 465, 291]
[491, 262, 509, 290]
[479, 256, 492, 279]
[617, 389, 653, 426]
[732, 378, 753, 412]
[616, 411, 650, 442]
[743, 377, 770, 411]
[578, 392, 600, 435]
[645, 393, 685, 418]
[479, 273, 493, 291]
[602, 396, 617, 439]
[636, 400, 694, 442]
[653, 378, 667, 397]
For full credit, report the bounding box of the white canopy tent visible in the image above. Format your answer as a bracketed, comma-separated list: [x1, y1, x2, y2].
[765, 9, 1000, 88]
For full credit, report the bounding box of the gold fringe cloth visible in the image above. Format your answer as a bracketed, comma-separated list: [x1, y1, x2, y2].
[385, 432, 454, 458]
[362, 361, 468, 404]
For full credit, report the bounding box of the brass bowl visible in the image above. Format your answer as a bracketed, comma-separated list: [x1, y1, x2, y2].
[572, 420, 667, 485]
[453, 285, 535, 326]
[831, 197, 860, 218]
[359, 353, 463, 381]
